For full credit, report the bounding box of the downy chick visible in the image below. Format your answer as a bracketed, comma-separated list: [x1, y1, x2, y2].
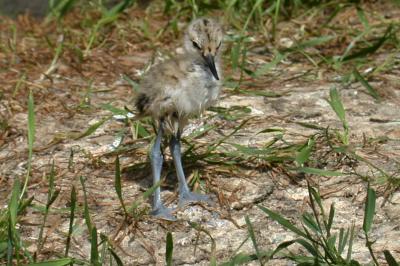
[135, 18, 224, 220]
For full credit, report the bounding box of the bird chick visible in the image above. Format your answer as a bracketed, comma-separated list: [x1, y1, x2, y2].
[135, 18, 224, 220]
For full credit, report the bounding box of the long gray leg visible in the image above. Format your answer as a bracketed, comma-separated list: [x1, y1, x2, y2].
[150, 121, 176, 221]
[169, 130, 211, 207]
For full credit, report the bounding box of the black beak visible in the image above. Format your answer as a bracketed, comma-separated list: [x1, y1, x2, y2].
[203, 54, 219, 80]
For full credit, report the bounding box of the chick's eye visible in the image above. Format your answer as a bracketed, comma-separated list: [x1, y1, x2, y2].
[192, 41, 201, 50]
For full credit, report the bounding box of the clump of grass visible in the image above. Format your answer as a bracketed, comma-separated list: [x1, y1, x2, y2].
[258, 183, 397, 265]
[47, 0, 78, 22]
[1, 173, 33, 264]
[0, 90, 35, 264]
[217, 182, 399, 265]
[84, 0, 136, 54]
[0, 92, 126, 265]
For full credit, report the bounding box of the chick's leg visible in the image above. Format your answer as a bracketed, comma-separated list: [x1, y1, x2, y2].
[150, 121, 176, 221]
[169, 130, 210, 207]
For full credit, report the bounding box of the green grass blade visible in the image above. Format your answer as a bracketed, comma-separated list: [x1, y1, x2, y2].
[99, 234, 107, 265]
[327, 87, 346, 127]
[289, 35, 335, 52]
[0, 242, 7, 256]
[296, 167, 343, 177]
[27, 89, 36, 156]
[343, 25, 393, 61]
[231, 42, 241, 70]
[327, 234, 338, 255]
[7, 221, 13, 265]
[206, 118, 252, 153]
[106, 0, 134, 16]
[295, 138, 314, 166]
[295, 122, 325, 131]
[258, 205, 306, 238]
[240, 0, 263, 33]
[47, 161, 60, 207]
[128, 180, 161, 214]
[308, 185, 323, 214]
[26, 258, 74, 266]
[101, 103, 128, 116]
[90, 226, 100, 266]
[363, 186, 376, 234]
[245, 216, 263, 265]
[327, 203, 335, 233]
[272, 0, 281, 40]
[236, 88, 283, 98]
[327, 87, 349, 145]
[295, 239, 319, 258]
[108, 247, 123, 266]
[338, 228, 349, 254]
[221, 251, 275, 266]
[9, 179, 20, 231]
[74, 116, 110, 140]
[122, 74, 140, 92]
[47, 161, 55, 203]
[254, 52, 285, 77]
[18, 196, 33, 214]
[220, 252, 258, 265]
[65, 185, 76, 257]
[134, 121, 150, 138]
[356, 7, 369, 30]
[302, 213, 321, 234]
[48, 190, 60, 208]
[166, 232, 173, 266]
[353, 69, 381, 101]
[257, 128, 285, 134]
[114, 156, 127, 217]
[228, 143, 271, 156]
[346, 222, 356, 262]
[384, 250, 399, 266]
[21, 90, 36, 199]
[38, 161, 60, 250]
[79, 176, 92, 232]
[7, 179, 21, 265]
[141, 180, 161, 199]
[270, 240, 296, 259]
[48, 0, 77, 20]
